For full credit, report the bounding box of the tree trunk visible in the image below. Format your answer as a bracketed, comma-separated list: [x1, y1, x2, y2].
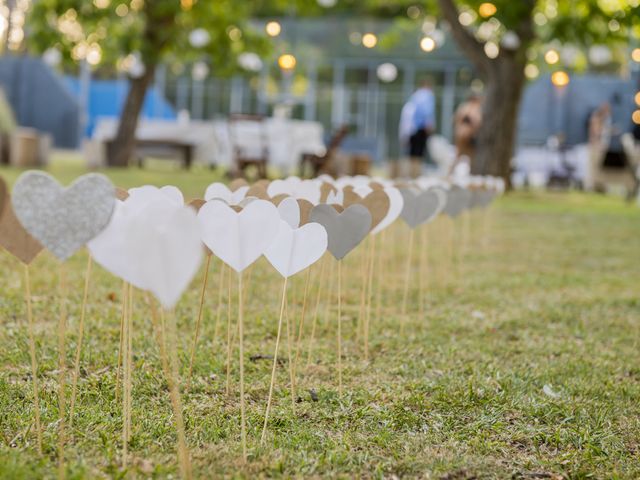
[107, 67, 155, 167]
[472, 57, 527, 186]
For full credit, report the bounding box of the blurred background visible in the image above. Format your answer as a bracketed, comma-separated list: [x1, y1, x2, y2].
[0, 0, 638, 198]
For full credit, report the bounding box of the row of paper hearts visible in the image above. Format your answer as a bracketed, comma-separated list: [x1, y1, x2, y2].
[1, 172, 502, 311]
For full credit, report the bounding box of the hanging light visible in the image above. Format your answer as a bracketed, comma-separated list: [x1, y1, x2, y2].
[376, 63, 398, 83]
[551, 71, 570, 87]
[266, 21, 281, 37]
[362, 33, 377, 48]
[278, 53, 296, 70]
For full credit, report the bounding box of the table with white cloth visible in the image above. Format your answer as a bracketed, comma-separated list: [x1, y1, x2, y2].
[87, 117, 326, 172]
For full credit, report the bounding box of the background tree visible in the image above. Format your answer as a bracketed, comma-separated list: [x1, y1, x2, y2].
[27, 0, 267, 166]
[436, 0, 638, 182]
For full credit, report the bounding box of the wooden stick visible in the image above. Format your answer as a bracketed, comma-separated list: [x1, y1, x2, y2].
[165, 308, 193, 479]
[225, 266, 233, 396]
[357, 237, 369, 341]
[375, 229, 386, 323]
[56, 263, 68, 480]
[213, 261, 225, 342]
[293, 267, 311, 375]
[337, 259, 343, 396]
[115, 281, 127, 404]
[284, 299, 296, 407]
[187, 254, 212, 390]
[121, 283, 129, 467]
[260, 277, 288, 444]
[419, 226, 430, 317]
[237, 272, 247, 462]
[306, 255, 327, 368]
[69, 255, 92, 427]
[126, 284, 133, 443]
[23, 265, 42, 454]
[363, 234, 376, 361]
[401, 228, 415, 332]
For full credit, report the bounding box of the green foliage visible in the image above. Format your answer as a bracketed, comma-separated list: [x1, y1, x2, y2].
[27, 0, 270, 75]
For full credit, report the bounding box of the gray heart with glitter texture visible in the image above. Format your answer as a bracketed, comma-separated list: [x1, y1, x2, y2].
[442, 185, 472, 218]
[12, 171, 115, 261]
[309, 204, 371, 260]
[399, 187, 446, 228]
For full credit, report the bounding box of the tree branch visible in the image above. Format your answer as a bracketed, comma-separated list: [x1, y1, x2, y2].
[437, 0, 491, 77]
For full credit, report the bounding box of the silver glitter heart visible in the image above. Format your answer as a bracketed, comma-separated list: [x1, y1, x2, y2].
[12, 171, 115, 261]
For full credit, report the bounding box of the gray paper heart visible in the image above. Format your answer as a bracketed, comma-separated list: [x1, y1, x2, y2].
[442, 185, 472, 218]
[12, 171, 115, 261]
[399, 187, 446, 228]
[309, 204, 371, 260]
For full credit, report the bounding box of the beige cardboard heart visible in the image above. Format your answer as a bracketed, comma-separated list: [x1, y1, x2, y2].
[115, 187, 130, 200]
[0, 182, 43, 265]
[343, 189, 390, 231]
[230, 178, 249, 191]
[319, 182, 337, 203]
[246, 184, 270, 200]
[0, 177, 6, 216]
[271, 193, 289, 206]
[297, 199, 313, 226]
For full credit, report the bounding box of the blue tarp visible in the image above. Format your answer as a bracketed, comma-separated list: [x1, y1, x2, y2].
[64, 77, 176, 137]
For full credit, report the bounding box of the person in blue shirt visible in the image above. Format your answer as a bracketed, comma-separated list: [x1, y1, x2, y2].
[399, 79, 436, 177]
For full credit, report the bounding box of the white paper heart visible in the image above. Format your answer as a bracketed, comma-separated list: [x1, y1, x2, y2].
[371, 187, 403, 235]
[204, 182, 249, 205]
[12, 171, 115, 261]
[267, 177, 321, 205]
[197, 199, 280, 272]
[264, 220, 327, 278]
[125, 202, 203, 309]
[277, 197, 300, 228]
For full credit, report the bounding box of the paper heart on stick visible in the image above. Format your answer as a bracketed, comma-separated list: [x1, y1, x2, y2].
[204, 182, 249, 205]
[267, 177, 321, 205]
[399, 187, 446, 229]
[264, 220, 327, 278]
[442, 185, 471, 218]
[229, 178, 249, 191]
[125, 202, 203, 309]
[12, 171, 115, 261]
[197, 199, 280, 272]
[309, 204, 371, 260]
[277, 197, 300, 228]
[371, 187, 403, 235]
[297, 199, 313, 226]
[245, 184, 270, 200]
[0, 178, 42, 265]
[343, 188, 390, 232]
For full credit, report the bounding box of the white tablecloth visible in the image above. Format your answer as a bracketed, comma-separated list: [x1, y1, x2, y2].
[90, 117, 325, 171]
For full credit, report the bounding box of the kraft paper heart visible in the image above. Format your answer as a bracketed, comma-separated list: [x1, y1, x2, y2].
[230, 178, 249, 191]
[343, 189, 390, 231]
[309, 204, 371, 260]
[371, 187, 403, 235]
[115, 187, 129, 200]
[0, 177, 6, 215]
[271, 194, 288, 206]
[245, 184, 270, 200]
[297, 199, 313, 226]
[197, 199, 280, 272]
[0, 183, 43, 265]
[399, 187, 446, 229]
[264, 220, 327, 278]
[12, 171, 115, 261]
[277, 197, 300, 228]
[443, 185, 472, 218]
[319, 182, 337, 203]
[204, 182, 249, 205]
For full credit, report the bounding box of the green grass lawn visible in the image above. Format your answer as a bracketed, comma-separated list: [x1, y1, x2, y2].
[0, 158, 639, 479]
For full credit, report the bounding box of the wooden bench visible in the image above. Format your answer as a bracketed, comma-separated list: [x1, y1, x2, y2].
[106, 138, 195, 169]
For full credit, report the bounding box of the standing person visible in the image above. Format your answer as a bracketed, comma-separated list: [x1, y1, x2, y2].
[398, 79, 436, 178]
[451, 94, 482, 176]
